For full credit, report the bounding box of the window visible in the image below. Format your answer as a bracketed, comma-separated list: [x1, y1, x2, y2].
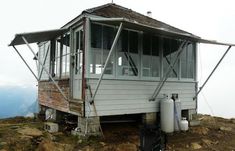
[117, 30, 139, 76]
[38, 41, 50, 80]
[90, 23, 115, 75]
[53, 33, 70, 78]
[142, 34, 160, 77]
[74, 30, 83, 75]
[181, 43, 195, 79]
[163, 38, 181, 78]
[54, 39, 61, 77]
[61, 34, 70, 77]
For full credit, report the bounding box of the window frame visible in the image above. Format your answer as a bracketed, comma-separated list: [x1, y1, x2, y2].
[50, 32, 71, 80]
[89, 23, 116, 78]
[87, 22, 197, 82]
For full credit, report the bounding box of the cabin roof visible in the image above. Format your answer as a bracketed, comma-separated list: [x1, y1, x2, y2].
[9, 3, 235, 47]
[82, 3, 198, 38]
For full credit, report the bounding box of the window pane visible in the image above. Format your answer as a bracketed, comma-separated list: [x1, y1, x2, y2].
[181, 46, 187, 78]
[187, 43, 194, 78]
[55, 39, 61, 77]
[61, 34, 70, 77]
[142, 34, 151, 76]
[103, 26, 115, 50]
[91, 24, 102, 48]
[117, 52, 129, 76]
[103, 50, 114, 74]
[75, 32, 80, 74]
[80, 30, 83, 50]
[90, 49, 102, 74]
[118, 30, 139, 76]
[121, 30, 128, 52]
[143, 34, 151, 54]
[151, 36, 160, 77]
[181, 43, 194, 79]
[163, 38, 179, 78]
[129, 31, 138, 53]
[142, 55, 151, 76]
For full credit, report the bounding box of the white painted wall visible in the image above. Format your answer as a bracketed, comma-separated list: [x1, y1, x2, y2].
[85, 79, 197, 116]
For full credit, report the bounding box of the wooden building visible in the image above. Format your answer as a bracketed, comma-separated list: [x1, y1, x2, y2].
[9, 3, 234, 135]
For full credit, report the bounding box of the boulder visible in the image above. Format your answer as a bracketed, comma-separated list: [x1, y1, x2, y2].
[191, 142, 202, 150]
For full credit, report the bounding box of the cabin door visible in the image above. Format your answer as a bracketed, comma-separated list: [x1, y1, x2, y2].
[72, 27, 83, 99]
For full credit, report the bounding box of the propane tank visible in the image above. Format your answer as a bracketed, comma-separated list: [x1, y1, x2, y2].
[174, 98, 181, 131]
[160, 97, 174, 133]
[180, 117, 189, 131]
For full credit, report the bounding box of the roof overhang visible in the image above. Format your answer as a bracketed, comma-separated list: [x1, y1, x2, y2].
[90, 17, 235, 47]
[9, 28, 68, 46]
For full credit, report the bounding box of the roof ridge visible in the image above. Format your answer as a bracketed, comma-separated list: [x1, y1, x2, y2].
[83, 3, 113, 13]
[83, 3, 132, 14]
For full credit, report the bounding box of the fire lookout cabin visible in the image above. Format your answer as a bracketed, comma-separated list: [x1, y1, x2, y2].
[9, 3, 235, 135]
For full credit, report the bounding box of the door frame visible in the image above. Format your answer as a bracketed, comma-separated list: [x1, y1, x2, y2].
[71, 26, 83, 100]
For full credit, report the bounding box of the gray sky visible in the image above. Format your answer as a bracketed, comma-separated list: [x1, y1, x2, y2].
[0, 0, 235, 118]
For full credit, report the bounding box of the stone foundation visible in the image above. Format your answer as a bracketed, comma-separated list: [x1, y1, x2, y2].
[142, 112, 157, 125]
[77, 116, 101, 136]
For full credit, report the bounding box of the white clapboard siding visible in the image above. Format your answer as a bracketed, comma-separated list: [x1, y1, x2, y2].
[85, 79, 196, 116]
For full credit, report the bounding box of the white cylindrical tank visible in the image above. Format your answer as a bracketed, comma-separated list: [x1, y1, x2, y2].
[180, 117, 189, 131]
[174, 98, 181, 131]
[161, 98, 174, 133]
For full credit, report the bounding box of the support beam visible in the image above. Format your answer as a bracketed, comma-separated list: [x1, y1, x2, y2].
[194, 45, 232, 99]
[149, 41, 187, 101]
[89, 23, 123, 104]
[12, 45, 39, 81]
[21, 36, 68, 101]
[39, 44, 50, 80]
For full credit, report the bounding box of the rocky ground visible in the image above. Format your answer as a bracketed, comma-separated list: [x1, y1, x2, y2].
[0, 114, 235, 151]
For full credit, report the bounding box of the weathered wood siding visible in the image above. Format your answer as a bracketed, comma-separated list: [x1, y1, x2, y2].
[38, 79, 70, 112]
[86, 79, 197, 116]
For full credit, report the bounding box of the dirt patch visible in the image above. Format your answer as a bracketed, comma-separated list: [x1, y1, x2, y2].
[36, 140, 74, 151]
[18, 126, 43, 137]
[0, 115, 235, 150]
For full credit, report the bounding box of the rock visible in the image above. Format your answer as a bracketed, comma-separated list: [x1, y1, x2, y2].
[99, 142, 106, 146]
[202, 139, 213, 146]
[78, 139, 83, 144]
[10, 125, 20, 129]
[219, 126, 232, 131]
[116, 143, 137, 151]
[190, 120, 200, 127]
[83, 145, 95, 151]
[18, 127, 43, 137]
[191, 142, 202, 150]
[192, 127, 209, 135]
[37, 140, 73, 151]
[230, 118, 235, 124]
[0, 142, 7, 146]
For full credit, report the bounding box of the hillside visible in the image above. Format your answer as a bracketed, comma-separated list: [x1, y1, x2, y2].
[0, 86, 37, 118]
[0, 114, 235, 151]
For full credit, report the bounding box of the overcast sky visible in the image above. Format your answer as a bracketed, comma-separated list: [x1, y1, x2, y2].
[0, 0, 235, 118]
